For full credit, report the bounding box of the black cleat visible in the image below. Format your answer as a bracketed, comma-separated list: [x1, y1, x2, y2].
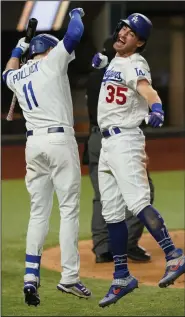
[127, 245, 151, 262]
[24, 282, 40, 306]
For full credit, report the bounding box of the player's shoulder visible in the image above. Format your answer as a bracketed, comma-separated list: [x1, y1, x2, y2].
[130, 53, 148, 65]
[129, 53, 150, 70]
[3, 61, 34, 77]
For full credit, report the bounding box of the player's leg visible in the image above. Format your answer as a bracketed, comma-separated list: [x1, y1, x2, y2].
[137, 206, 185, 288]
[49, 134, 91, 298]
[88, 131, 112, 263]
[126, 167, 154, 262]
[98, 149, 138, 308]
[130, 141, 184, 287]
[108, 130, 185, 288]
[24, 144, 54, 306]
[126, 210, 151, 261]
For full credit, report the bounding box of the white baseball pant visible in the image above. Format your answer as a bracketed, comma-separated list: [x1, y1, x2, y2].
[25, 127, 81, 284]
[98, 127, 151, 223]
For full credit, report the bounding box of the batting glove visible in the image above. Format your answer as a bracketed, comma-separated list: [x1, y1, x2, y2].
[69, 8, 85, 18]
[92, 53, 108, 69]
[16, 37, 30, 54]
[148, 110, 164, 127]
[145, 103, 164, 128]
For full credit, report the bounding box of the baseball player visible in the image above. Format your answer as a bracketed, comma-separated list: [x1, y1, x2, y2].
[2, 8, 92, 306]
[86, 36, 154, 264]
[92, 13, 185, 308]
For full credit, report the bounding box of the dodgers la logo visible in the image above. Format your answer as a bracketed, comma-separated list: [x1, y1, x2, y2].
[135, 67, 145, 76]
[132, 15, 139, 23]
[102, 67, 123, 84]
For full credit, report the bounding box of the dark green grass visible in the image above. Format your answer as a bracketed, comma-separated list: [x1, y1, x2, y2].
[1, 171, 185, 316]
[2, 270, 185, 316]
[2, 171, 185, 244]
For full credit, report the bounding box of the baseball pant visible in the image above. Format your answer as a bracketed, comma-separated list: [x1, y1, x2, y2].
[88, 128, 154, 255]
[25, 128, 81, 284]
[99, 128, 151, 223]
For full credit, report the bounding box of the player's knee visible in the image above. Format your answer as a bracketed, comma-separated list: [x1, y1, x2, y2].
[129, 202, 150, 217]
[128, 192, 151, 217]
[102, 204, 125, 223]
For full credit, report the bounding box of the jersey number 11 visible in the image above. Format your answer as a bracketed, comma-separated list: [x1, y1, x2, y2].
[23, 81, 38, 110]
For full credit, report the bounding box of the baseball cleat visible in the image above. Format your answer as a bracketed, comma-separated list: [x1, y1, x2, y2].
[57, 281, 92, 299]
[159, 248, 185, 288]
[99, 275, 138, 308]
[23, 282, 40, 306]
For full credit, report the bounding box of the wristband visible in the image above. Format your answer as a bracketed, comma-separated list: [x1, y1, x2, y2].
[72, 11, 80, 16]
[11, 47, 23, 58]
[151, 103, 163, 112]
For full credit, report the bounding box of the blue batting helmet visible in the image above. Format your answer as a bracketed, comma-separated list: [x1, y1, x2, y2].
[113, 13, 152, 42]
[29, 34, 59, 57]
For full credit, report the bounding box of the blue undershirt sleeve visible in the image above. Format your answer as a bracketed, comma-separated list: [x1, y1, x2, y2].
[63, 12, 84, 54]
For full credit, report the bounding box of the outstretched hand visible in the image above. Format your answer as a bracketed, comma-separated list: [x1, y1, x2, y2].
[69, 8, 85, 19]
[92, 53, 108, 69]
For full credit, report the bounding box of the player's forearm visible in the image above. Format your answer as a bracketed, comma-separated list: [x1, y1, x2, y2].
[63, 12, 84, 54]
[143, 88, 161, 109]
[5, 57, 20, 71]
[137, 80, 162, 109]
[4, 46, 24, 72]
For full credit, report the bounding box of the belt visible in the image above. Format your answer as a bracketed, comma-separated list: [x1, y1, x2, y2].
[91, 126, 100, 133]
[26, 127, 64, 137]
[102, 127, 121, 138]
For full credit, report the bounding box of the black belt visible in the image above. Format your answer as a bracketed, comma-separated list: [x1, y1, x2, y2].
[102, 127, 121, 138]
[26, 127, 64, 137]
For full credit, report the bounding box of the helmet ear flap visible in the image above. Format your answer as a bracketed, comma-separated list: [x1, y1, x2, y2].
[112, 19, 124, 42]
[136, 42, 147, 53]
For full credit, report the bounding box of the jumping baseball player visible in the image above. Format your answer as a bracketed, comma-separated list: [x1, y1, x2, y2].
[92, 13, 185, 308]
[2, 8, 92, 306]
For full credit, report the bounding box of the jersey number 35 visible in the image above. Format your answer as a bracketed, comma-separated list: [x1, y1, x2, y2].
[106, 85, 128, 105]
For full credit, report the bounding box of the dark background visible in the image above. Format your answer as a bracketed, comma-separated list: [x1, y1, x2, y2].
[1, 1, 185, 139]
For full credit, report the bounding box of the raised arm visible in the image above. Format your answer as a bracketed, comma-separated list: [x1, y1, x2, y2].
[63, 8, 85, 54]
[41, 8, 85, 73]
[2, 37, 29, 84]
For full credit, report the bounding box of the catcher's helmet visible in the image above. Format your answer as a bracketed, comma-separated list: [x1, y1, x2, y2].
[29, 34, 59, 57]
[113, 13, 152, 42]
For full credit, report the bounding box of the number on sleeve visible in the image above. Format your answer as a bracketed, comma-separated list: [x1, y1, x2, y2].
[23, 81, 38, 110]
[106, 85, 127, 105]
